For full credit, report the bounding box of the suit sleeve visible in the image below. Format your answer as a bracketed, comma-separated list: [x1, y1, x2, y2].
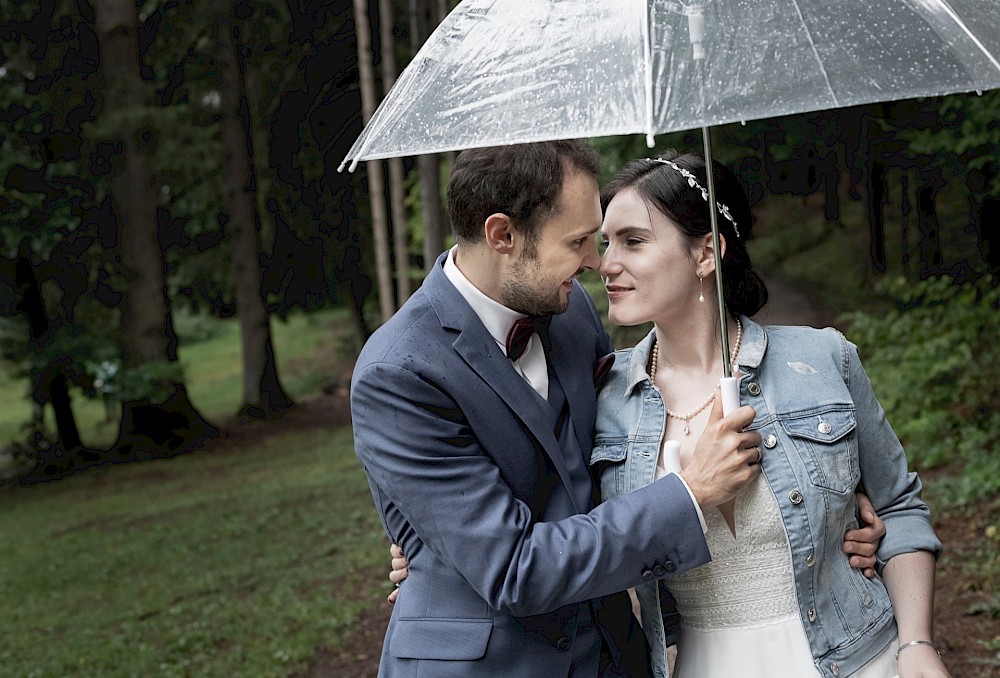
[352, 361, 710, 617]
[843, 337, 942, 563]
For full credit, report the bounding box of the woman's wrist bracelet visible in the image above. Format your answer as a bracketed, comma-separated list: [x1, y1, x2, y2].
[895, 639, 940, 660]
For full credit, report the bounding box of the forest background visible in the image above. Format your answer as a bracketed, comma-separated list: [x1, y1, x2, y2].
[0, 1, 998, 676]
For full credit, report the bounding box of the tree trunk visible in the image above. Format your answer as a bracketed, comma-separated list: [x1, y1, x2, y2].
[14, 249, 83, 451]
[979, 196, 1000, 278]
[916, 177, 945, 279]
[968, 164, 1000, 279]
[93, 0, 171, 367]
[377, 0, 412, 302]
[214, 0, 292, 416]
[410, 0, 446, 270]
[92, 0, 216, 461]
[418, 155, 445, 269]
[866, 160, 887, 274]
[900, 173, 912, 276]
[435, 0, 449, 23]
[336, 244, 375, 343]
[354, 0, 396, 322]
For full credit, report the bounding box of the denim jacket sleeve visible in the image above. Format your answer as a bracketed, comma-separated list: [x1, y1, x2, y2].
[842, 335, 942, 567]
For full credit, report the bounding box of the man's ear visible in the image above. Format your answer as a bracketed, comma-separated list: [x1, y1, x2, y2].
[695, 232, 726, 278]
[484, 213, 517, 254]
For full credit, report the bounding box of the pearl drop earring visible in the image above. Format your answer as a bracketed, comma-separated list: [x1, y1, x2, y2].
[698, 274, 705, 303]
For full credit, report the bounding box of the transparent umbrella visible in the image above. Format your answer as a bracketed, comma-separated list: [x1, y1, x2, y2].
[340, 0, 1000, 374]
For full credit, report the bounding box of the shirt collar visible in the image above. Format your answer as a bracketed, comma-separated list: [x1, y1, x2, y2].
[443, 247, 526, 355]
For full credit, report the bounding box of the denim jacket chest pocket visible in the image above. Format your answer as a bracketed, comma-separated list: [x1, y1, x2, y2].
[779, 407, 860, 494]
[591, 439, 660, 500]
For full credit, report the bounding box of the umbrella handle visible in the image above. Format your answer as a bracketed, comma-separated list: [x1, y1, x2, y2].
[720, 376, 740, 417]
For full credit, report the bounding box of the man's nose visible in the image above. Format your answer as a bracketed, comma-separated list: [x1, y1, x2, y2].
[581, 238, 601, 271]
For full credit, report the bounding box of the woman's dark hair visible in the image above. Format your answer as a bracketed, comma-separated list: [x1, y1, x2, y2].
[447, 140, 601, 249]
[601, 150, 768, 316]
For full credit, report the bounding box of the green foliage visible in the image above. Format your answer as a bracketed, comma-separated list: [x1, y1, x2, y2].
[842, 275, 1000, 503]
[0, 424, 387, 677]
[899, 92, 1000, 192]
[112, 360, 187, 404]
[0, 308, 353, 448]
[0, 10, 93, 259]
[171, 309, 227, 344]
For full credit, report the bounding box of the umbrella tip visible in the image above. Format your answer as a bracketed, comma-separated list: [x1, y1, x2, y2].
[646, 133, 655, 149]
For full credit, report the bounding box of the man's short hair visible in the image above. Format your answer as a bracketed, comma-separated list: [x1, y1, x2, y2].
[446, 140, 601, 247]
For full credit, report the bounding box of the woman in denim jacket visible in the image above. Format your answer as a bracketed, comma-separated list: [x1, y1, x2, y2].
[592, 152, 947, 678]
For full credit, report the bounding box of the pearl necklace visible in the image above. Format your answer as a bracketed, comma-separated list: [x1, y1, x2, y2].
[650, 317, 743, 435]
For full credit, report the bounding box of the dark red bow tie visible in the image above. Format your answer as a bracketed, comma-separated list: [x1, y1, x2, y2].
[506, 317, 543, 361]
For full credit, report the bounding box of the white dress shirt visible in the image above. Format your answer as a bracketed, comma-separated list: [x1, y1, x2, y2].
[444, 248, 549, 398]
[445, 248, 706, 531]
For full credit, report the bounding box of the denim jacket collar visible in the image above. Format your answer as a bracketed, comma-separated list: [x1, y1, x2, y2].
[735, 315, 767, 371]
[623, 315, 768, 395]
[623, 330, 657, 396]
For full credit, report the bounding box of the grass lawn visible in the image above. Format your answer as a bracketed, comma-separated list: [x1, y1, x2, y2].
[0, 308, 355, 452]
[0, 421, 389, 677]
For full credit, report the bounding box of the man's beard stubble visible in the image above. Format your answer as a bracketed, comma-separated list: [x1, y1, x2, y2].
[500, 253, 571, 317]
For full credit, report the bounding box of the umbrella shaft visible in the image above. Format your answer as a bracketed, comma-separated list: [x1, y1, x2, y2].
[701, 126, 733, 379]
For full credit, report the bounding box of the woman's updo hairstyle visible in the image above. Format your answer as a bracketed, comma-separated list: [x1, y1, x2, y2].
[600, 150, 768, 317]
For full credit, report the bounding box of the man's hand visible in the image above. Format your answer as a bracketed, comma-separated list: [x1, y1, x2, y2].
[387, 543, 409, 604]
[679, 394, 762, 508]
[843, 492, 886, 579]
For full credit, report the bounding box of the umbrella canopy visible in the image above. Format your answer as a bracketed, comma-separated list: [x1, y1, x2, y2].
[340, 0, 1000, 380]
[340, 0, 1000, 171]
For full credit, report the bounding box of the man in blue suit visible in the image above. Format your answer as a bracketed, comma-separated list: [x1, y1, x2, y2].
[351, 140, 769, 677]
[352, 141, 882, 676]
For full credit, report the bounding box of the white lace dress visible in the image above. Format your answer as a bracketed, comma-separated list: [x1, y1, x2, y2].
[664, 474, 899, 678]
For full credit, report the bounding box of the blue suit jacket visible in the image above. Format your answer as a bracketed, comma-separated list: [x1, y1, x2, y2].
[351, 254, 710, 677]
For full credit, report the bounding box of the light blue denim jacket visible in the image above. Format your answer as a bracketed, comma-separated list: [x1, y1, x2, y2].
[590, 316, 942, 678]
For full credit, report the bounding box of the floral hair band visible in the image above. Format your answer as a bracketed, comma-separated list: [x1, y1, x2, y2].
[648, 158, 741, 239]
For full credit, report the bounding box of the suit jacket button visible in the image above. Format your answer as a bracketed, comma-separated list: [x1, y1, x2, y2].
[664, 560, 676, 572]
[641, 568, 655, 581]
[652, 564, 666, 577]
[556, 637, 571, 652]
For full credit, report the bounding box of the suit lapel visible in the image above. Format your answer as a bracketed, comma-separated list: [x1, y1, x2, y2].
[452, 328, 561, 455]
[543, 314, 596, 460]
[423, 255, 587, 510]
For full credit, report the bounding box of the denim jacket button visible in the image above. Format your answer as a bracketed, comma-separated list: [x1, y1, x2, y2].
[818, 421, 833, 434]
[806, 553, 816, 567]
[831, 662, 840, 676]
[763, 434, 777, 449]
[789, 490, 804, 505]
[747, 382, 761, 396]
[808, 608, 817, 622]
